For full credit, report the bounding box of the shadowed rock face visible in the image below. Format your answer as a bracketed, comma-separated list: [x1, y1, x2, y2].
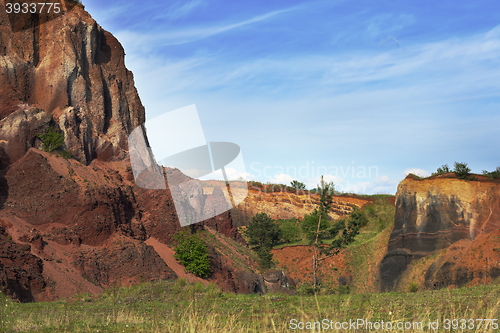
[0, 226, 45, 302]
[380, 175, 500, 290]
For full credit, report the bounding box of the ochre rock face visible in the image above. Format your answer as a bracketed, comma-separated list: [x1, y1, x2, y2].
[380, 174, 500, 290]
[0, 1, 145, 165]
[231, 188, 370, 226]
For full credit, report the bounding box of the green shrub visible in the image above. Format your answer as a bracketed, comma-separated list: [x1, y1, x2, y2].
[454, 162, 472, 180]
[296, 282, 318, 295]
[432, 164, 450, 176]
[58, 150, 72, 159]
[174, 231, 212, 278]
[278, 219, 302, 243]
[336, 284, 351, 295]
[408, 282, 419, 292]
[245, 213, 281, 249]
[248, 180, 263, 190]
[37, 126, 64, 153]
[483, 167, 500, 179]
[301, 210, 330, 242]
[290, 180, 306, 191]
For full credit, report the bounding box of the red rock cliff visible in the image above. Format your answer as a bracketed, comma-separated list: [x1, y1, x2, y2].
[0, 0, 144, 164]
[0, 1, 247, 302]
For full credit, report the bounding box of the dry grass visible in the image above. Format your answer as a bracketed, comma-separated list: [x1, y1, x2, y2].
[0, 279, 499, 332]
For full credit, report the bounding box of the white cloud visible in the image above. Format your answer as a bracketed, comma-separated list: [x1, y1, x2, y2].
[269, 173, 294, 185]
[223, 167, 256, 181]
[304, 175, 347, 190]
[338, 176, 399, 195]
[403, 168, 431, 178]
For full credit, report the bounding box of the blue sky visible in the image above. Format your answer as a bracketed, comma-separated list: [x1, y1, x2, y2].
[82, 0, 500, 194]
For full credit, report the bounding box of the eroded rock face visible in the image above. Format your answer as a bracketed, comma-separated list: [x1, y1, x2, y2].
[0, 3, 249, 302]
[0, 226, 45, 302]
[380, 174, 500, 290]
[0, 1, 144, 165]
[72, 240, 176, 286]
[232, 189, 370, 227]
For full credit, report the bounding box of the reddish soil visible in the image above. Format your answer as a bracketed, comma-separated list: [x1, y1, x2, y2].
[145, 237, 206, 285]
[272, 245, 351, 287]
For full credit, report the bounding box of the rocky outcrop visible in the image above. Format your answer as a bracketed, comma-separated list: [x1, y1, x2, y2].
[231, 270, 295, 295]
[262, 270, 296, 294]
[0, 3, 249, 301]
[0, 0, 144, 165]
[72, 239, 177, 286]
[0, 225, 45, 302]
[380, 174, 500, 290]
[232, 189, 370, 226]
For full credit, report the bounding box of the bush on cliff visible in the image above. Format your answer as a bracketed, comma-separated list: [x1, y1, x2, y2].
[483, 167, 500, 179]
[453, 162, 472, 180]
[290, 180, 307, 191]
[432, 164, 451, 176]
[37, 126, 64, 153]
[174, 231, 212, 278]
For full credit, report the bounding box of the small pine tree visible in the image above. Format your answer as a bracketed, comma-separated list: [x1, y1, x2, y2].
[245, 212, 280, 269]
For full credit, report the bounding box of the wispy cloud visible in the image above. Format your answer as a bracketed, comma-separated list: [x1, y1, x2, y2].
[125, 24, 500, 105]
[165, 0, 206, 21]
[366, 13, 415, 39]
[116, 6, 297, 48]
[109, 1, 500, 194]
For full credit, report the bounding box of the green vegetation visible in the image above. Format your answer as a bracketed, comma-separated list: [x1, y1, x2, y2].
[433, 164, 451, 176]
[346, 197, 395, 293]
[173, 230, 212, 277]
[198, 230, 259, 273]
[430, 161, 493, 181]
[454, 161, 473, 180]
[408, 282, 419, 293]
[277, 218, 302, 243]
[247, 180, 311, 194]
[248, 180, 264, 190]
[301, 209, 330, 242]
[1, 280, 500, 332]
[244, 213, 281, 269]
[36, 126, 74, 159]
[58, 150, 72, 160]
[37, 126, 64, 153]
[290, 180, 306, 191]
[483, 167, 500, 179]
[302, 178, 334, 241]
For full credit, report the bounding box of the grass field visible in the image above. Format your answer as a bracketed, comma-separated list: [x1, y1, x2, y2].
[1, 279, 499, 332]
